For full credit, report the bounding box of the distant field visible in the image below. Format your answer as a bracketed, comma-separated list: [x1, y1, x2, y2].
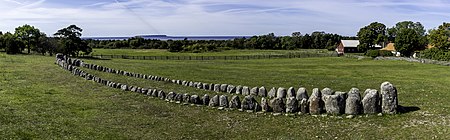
[0, 53, 449, 139]
[90, 49, 333, 56]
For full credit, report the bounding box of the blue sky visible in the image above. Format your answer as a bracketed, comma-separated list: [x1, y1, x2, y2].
[0, 0, 449, 37]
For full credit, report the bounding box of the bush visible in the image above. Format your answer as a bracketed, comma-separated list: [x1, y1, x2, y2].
[379, 50, 394, 57]
[420, 48, 450, 61]
[365, 50, 393, 58]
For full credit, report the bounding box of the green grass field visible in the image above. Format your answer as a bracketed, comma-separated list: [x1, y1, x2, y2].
[90, 48, 332, 56]
[0, 51, 449, 139]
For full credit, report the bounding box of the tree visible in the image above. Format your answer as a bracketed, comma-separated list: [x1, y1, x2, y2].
[357, 22, 387, 52]
[0, 31, 3, 50]
[388, 21, 427, 52]
[167, 40, 183, 52]
[387, 21, 425, 42]
[292, 32, 302, 37]
[395, 28, 421, 56]
[54, 25, 90, 56]
[2, 32, 23, 54]
[14, 24, 41, 54]
[428, 22, 450, 50]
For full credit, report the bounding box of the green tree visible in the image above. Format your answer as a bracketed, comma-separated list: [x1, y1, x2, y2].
[167, 40, 183, 52]
[14, 24, 41, 54]
[395, 28, 421, 56]
[301, 34, 312, 49]
[388, 21, 427, 52]
[2, 32, 23, 54]
[292, 32, 302, 37]
[0, 31, 3, 50]
[387, 21, 425, 42]
[428, 22, 450, 50]
[54, 25, 90, 56]
[357, 22, 387, 52]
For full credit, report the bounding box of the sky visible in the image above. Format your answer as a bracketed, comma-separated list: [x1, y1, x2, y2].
[0, 0, 449, 37]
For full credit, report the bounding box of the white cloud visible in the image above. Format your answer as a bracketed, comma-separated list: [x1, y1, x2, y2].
[0, 0, 449, 36]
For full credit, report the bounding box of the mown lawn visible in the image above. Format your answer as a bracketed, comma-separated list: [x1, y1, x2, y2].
[0, 52, 449, 139]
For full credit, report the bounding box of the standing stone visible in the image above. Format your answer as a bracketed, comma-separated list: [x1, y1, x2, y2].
[209, 95, 220, 107]
[270, 97, 285, 113]
[242, 86, 250, 96]
[219, 95, 229, 108]
[209, 83, 214, 91]
[190, 95, 201, 105]
[188, 81, 194, 87]
[287, 87, 296, 98]
[158, 90, 166, 100]
[321, 88, 335, 101]
[214, 84, 221, 93]
[325, 94, 345, 115]
[152, 89, 158, 97]
[362, 89, 381, 114]
[309, 88, 324, 115]
[258, 87, 267, 97]
[381, 82, 398, 114]
[193, 82, 198, 88]
[203, 83, 209, 90]
[296, 87, 308, 100]
[141, 88, 148, 94]
[202, 94, 210, 105]
[183, 94, 191, 105]
[254, 102, 262, 112]
[241, 95, 257, 110]
[229, 96, 241, 109]
[268, 87, 277, 98]
[196, 83, 203, 89]
[220, 84, 228, 92]
[298, 97, 309, 114]
[286, 97, 298, 113]
[130, 87, 137, 92]
[250, 87, 259, 96]
[166, 92, 176, 101]
[146, 89, 153, 96]
[175, 93, 184, 103]
[235, 85, 243, 94]
[261, 97, 271, 112]
[121, 85, 128, 91]
[345, 88, 362, 115]
[277, 87, 287, 98]
[227, 85, 236, 94]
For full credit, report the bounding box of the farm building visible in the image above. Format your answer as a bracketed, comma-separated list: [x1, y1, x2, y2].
[380, 43, 401, 56]
[381, 43, 436, 57]
[336, 40, 382, 54]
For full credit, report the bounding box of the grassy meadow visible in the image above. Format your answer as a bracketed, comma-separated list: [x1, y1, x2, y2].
[0, 50, 449, 139]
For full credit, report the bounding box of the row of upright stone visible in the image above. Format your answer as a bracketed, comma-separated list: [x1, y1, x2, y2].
[56, 54, 399, 116]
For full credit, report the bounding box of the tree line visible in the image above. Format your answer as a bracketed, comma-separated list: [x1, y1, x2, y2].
[86, 32, 357, 52]
[2, 21, 448, 57]
[0, 24, 90, 56]
[357, 21, 449, 56]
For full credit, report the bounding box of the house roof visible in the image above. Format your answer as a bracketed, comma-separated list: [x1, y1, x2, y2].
[341, 40, 359, 48]
[341, 40, 383, 48]
[381, 43, 396, 51]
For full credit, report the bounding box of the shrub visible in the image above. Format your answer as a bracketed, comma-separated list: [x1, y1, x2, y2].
[366, 50, 379, 58]
[365, 50, 393, 58]
[420, 48, 450, 61]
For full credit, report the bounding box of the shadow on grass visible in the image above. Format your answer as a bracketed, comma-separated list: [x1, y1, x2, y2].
[77, 56, 111, 60]
[398, 105, 420, 114]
